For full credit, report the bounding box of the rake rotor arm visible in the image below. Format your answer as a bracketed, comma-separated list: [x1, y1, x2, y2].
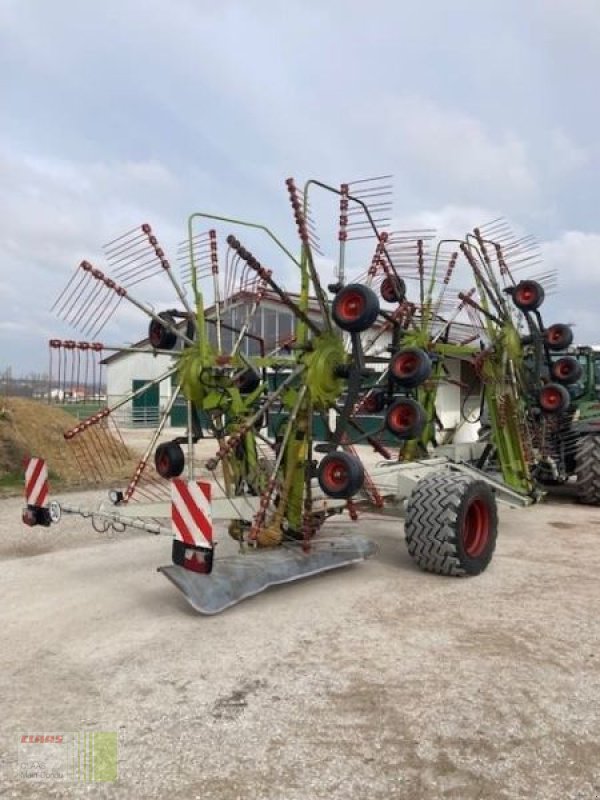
[225, 235, 322, 336]
[187, 212, 301, 286]
[303, 178, 402, 284]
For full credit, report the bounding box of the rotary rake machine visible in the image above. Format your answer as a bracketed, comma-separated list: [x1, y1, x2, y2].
[447, 220, 600, 504]
[23, 175, 576, 613]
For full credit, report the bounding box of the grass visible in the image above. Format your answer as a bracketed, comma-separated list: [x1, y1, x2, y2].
[0, 470, 23, 489]
[0, 468, 61, 491]
[53, 402, 103, 418]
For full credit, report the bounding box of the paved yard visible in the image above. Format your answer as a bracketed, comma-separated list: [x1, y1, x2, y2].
[0, 475, 599, 799]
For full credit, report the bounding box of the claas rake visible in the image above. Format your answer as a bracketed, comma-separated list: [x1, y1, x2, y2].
[21, 175, 578, 613]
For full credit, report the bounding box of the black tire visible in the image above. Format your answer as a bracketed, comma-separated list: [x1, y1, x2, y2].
[332, 284, 380, 333]
[148, 312, 178, 350]
[380, 275, 406, 303]
[389, 347, 432, 388]
[575, 435, 600, 505]
[362, 389, 386, 414]
[551, 356, 582, 384]
[385, 397, 427, 439]
[236, 368, 261, 394]
[538, 382, 570, 414]
[155, 441, 185, 479]
[405, 471, 498, 576]
[317, 452, 365, 499]
[544, 323, 573, 351]
[512, 280, 545, 312]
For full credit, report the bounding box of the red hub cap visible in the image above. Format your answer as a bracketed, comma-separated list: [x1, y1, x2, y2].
[149, 321, 163, 347]
[157, 453, 170, 475]
[364, 394, 377, 412]
[516, 287, 535, 304]
[540, 386, 563, 411]
[389, 403, 416, 432]
[392, 352, 419, 378]
[322, 459, 349, 491]
[337, 290, 365, 322]
[462, 497, 490, 558]
[381, 277, 396, 302]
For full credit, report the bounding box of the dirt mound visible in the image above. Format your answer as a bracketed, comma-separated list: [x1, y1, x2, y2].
[0, 397, 137, 492]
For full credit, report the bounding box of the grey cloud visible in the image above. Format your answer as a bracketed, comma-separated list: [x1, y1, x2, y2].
[1, 0, 599, 369]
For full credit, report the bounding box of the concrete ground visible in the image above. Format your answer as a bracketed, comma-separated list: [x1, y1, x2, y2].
[0, 439, 599, 799]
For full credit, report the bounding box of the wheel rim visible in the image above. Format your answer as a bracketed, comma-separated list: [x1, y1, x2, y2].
[337, 290, 365, 322]
[157, 452, 171, 477]
[388, 402, 417, 433]
[556, 361, 570, 379]
[554, 358, 578, 381]
[321, 459, 349, 492]
[514, 282, 541, 308]
[549, 329, 562, 345]
[540, 386, 565, 411]
[149, 321, 163, 347]
[364, 393, 378, 413]
[517, 287, 535, 304]
[381, 277, 399, 302]
[392, 352, 419, 379]
[547, 325, 570, 347]
[462, 497, 490, 558]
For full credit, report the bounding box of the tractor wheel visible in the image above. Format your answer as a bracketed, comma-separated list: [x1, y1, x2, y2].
[332, 284, 380, 333]
[575, 435, 600, 505]
[148, 312, 178, 350]
[405, 472, 498, 576]
[544, 323, 573, 351]
[380, 275, 406, 303]
[317, 452, 365, 499]
[551, 356, 582, 384]
[155, 441, 185, 479]
[362, 389, 386, 414]
[538, 382, 570, 414]
[390, 347, 432, 388]
[512, 280, 545, 312]
[385, 397, 427, 439]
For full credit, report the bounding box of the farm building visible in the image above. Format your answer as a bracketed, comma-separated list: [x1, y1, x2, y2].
[103, 290, 482, 441]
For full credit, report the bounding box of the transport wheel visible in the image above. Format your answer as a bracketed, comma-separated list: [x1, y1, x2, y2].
[332, 284, 380, 333]
[405, 471, 498, 576]
[385, 397, 427, 439]
[389, 347, 432, 388]
[551, 356, 582, 384]
[512, 280, 545, 312]
[544, 323, 573, 351]
[538, 382, 570, 414]
[317, 451, 365, 499]
[575, 435, 600, 505]
[155, 441, 185, 479]
[148, 311, 178, 350]
[380, 275, 406, 303]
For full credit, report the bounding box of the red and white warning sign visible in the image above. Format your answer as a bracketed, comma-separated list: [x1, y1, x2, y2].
[171, 479, 213, 549]
[24, 457, 49, 508]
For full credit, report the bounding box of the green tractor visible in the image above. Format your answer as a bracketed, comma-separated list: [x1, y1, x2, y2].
[535, 344, 600, 504]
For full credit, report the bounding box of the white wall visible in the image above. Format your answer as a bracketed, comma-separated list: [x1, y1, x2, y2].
[364, 330, 481, 442]
[106, 350, 176, 426]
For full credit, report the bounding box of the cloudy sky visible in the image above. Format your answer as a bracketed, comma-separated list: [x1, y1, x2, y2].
[1, 0, 599, 373]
